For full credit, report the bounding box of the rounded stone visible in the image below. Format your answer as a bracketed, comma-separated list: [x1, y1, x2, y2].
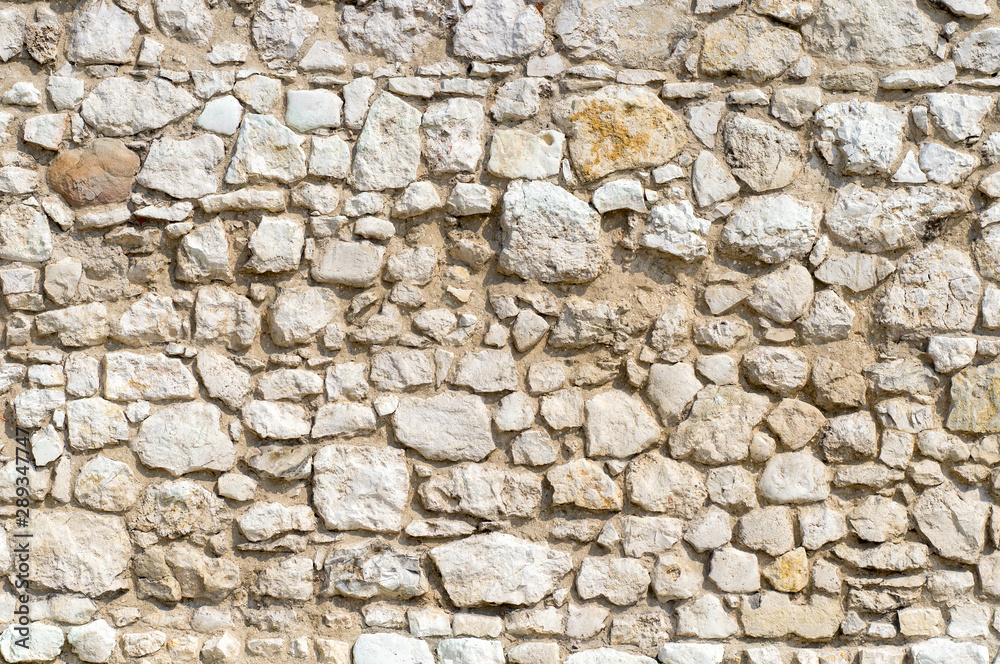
[47, 138, 140, 207]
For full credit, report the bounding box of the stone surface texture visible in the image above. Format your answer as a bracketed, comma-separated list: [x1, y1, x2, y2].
[0, 0, 998, 662]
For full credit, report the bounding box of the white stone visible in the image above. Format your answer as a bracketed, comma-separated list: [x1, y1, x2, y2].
[919, 142, 979, 186]
[954, 28, 1000, 74]
[892, 151, 927, 184]
[238, 502, 316, 541]
[627, 454, 706, 518]
[722, 115, 802, 191]
[137, 134, 224, 199]
[226, 113, 308, 185]
[48, 77, 85, 111]
[849, 495, 909, 543]
[592, 180, 646, 214]
[798, 289, 855, 343]
[353, 634, 433, 664]
[621, 515, 684, 557]
[692, 151, 740, 208]
[251, 0, 317, 60]
[194, 285, 260, 350]
[760, 452, 831, 503]
[771, 87, 822, 127]
[352, 93, 422, 191]
[576, 557, 650, 606]
[928, 336, 977, 373]
[394, 392, 494, 461]
[670, 385, 772, 464]
[0, 623, 64, 663]
[437, 638, 503, 664]
[23, 113, 68, 150]
[453, 0, 544, 61]
[806, 0, 936, 66]
[0, 9, 23, 63]
[448, 183, 494, 216]
[33, 511, 131, 595]
[676, 594, 739, 638]
[68, 0, 137, 64]
[12, 389, 65, 428]
[824, 183, 967, 252]
[112, 293, 183, 345]
[74, 455, 139, 513]
[154, 0, 213, 44]
[31, 425, 62, 466]
[877, 246, 981, 339]
[196, 348, 253, 410]
[81, 77, 198, 136]
[912, 485, 989, 564]
[195, 96, 243, 135]
[343, 77, 376, 130]
[910, 639, 988, 664]
[710, 547, 760, 593]
[548, 458, 622, 511]
[242, 400, 311, 440]
[495, 391, 537, 431]
[300, 40, 346, 72]
[104, 351, 198, 401]
[286, 89, 342, 132]
[68, 619, 115, 663]
[688, 101, 725, 148]
[133, 402, 234, 476]
[748, 262, 814, 324]
[738, 506, 796, 556]
[423, 99, 485, 174]
[268, 287, 339, 346]
[721, 194, 818, 263]
[684, 506, 732, 552]
[431, 533, 573, 607]
[658, 644, 725, 664]
[0, 203, 51, 262]
[201, 631, 242, 664]
[487, 129, 564, 180]
[568, 649, 656, 664]
[814, 101, 906, 175]
[235, 75, 281, 113]
[927, 94, 994, 142]
[584, 390, 660, 457]
[492, 78, 544, 122]
[642, 201, 710, 261]
[176, 219, 233, 283]
[66, 397, 128, 450]
[312, 402, 377, 437]
[392, 182, 442, 218]
[246, 215, 304, 273]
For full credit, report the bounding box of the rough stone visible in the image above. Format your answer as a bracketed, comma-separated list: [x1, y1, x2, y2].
[431, 534, 573, 607]
[556, 85, 685, 182]
[498, 180, 606, 283]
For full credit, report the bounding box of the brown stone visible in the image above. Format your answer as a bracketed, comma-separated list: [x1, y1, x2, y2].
[47, 138, 140, 207]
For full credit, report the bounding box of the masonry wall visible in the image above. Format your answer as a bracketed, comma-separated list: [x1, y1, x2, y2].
[1, 0, 999, 662]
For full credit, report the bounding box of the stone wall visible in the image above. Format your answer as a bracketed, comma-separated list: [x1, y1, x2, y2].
[1, 0, 1000, 662]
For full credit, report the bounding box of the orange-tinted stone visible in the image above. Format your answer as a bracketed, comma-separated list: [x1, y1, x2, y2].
[47, 138, 140, 207]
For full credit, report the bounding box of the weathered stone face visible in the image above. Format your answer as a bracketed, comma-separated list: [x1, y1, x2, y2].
[33, 511, 132, 596]
[47, 138, 139, 207]
[557, 86, 686, 182]
[701, 15, 803, 83]
[948, 361, 1000, 433]
[554, 0, 695, 69]
[430, 533, 574, 607]
[12, 0, 1000, 657]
